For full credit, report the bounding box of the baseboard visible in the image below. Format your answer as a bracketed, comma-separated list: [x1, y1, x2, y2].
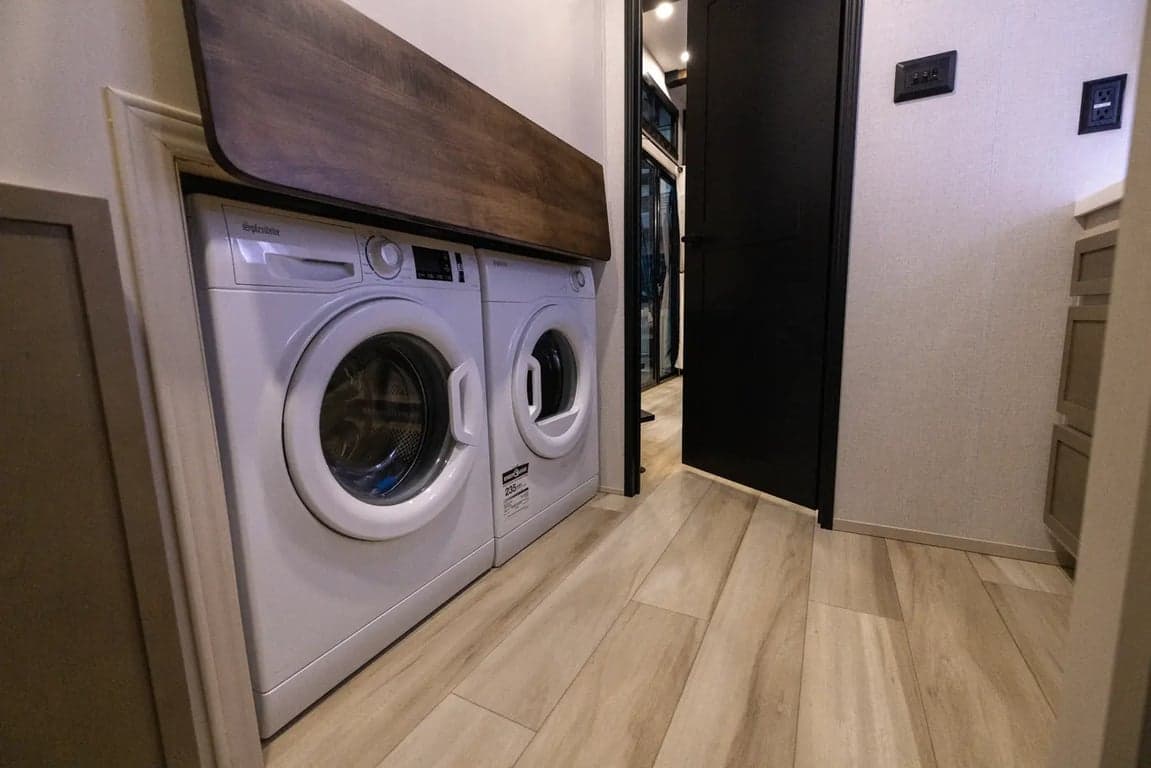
[598, 484, 626, 495]
[834, 519, 1062, 565]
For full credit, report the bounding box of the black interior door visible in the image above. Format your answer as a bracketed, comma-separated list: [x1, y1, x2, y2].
[683, 0, 846, 509]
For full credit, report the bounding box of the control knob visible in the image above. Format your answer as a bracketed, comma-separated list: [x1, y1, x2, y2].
[570, 269, 587, 291]
[366, 236, 403, 279]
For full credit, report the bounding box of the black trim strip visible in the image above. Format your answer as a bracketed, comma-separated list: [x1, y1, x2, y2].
[817, 0, 864, 528]
[624, 0, 643, 496]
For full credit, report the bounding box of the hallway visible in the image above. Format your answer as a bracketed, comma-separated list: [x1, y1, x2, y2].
[265, 376, 1072, 767]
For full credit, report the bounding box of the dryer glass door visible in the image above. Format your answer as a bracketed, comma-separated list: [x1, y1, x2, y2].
[320, 333, 451, 503]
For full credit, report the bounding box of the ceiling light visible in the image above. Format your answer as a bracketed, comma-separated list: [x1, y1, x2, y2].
[655, 2, 674, 20]
[680, 50, 691, 64]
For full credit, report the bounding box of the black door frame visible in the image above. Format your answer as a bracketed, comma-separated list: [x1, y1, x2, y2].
[623, 0, 643, 496]
[622, 0, 863, 528]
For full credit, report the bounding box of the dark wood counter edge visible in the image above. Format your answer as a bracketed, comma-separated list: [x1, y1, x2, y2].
[181, 0, 610, 263]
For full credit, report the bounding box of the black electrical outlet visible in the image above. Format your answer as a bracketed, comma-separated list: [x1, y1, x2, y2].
[1079, 74, 1127, 134]
[894, 50, 957, 103]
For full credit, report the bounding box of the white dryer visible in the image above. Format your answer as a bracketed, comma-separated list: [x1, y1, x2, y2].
[478, 252, 599, 565]
[187, 195, 495, 736]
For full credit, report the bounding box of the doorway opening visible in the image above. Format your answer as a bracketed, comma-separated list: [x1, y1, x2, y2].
[628, 0, 688, 490]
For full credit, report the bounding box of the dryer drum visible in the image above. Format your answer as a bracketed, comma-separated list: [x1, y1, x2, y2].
[319, 332, 452, 504]
[529, 329, 577, 421]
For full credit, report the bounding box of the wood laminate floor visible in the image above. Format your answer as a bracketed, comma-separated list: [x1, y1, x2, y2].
[266, 376, 1072, 767]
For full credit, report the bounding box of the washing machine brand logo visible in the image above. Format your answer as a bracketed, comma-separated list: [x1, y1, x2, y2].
[501, 463, 529, 484]
[241, 221, 281, 237]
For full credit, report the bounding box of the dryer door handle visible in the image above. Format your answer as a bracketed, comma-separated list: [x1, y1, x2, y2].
[526, 357, 543, 421]
[448, 359, 480, 446]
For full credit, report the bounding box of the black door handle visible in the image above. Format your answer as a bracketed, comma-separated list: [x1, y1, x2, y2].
[682, 234, 707, 245]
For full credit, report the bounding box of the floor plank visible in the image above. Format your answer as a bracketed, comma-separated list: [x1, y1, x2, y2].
[262, 504, 627, 768]
[796, 602, 936, 768]
[588, 492, 633, 512]
[515, 602, 704, 768]
[652, 499, 814, 768]
[633, 483, 754, 619]
[378, 695, 532, 768]
[454, 470, 712, 729]
[887, 540, 1055, 767]
[985, 582, 1071, 712]
[639, 379, 684, 490]
[810, 528, 903, 619]
[968, 553, 1073, 595]
[595, 378, 683, 512]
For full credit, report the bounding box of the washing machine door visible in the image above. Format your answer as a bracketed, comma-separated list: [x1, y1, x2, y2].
[512, 303, 594, 460]
[283, 299, 483, 541]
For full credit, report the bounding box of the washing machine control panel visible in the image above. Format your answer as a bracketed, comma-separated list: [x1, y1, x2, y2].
[357, 228, 478, 289]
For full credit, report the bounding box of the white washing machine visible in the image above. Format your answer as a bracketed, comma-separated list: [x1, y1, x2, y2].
[186, 195, 495, 737]
[478, 251, 599, 565]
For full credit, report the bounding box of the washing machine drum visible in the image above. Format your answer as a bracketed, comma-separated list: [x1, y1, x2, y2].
[319, 334, 450, 503]
[512, 304, 594, 460]
[283, 299, 482, 541]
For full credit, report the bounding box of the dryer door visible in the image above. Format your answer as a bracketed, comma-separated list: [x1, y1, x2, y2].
[512, 303, 595, 459]
[283, 299, 484, 540]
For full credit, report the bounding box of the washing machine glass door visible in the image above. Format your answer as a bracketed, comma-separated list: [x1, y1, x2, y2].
[284, 299, 483, 540]
[512, 303, 594, 459]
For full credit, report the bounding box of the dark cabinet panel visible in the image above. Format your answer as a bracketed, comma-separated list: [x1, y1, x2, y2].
[1046, 219, 1116, 557]
[0, 185, 195, 766]
[1057, 305, 1108, 435]
[1045, 424, 1090, 557]
[1071, 225, 1118, 296]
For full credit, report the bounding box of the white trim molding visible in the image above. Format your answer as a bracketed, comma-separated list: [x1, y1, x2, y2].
[104, 88, 263, 767]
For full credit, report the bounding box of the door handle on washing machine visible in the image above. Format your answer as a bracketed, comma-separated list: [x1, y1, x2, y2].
[448, 359, 480, 446]
[527, 357, 543, 421]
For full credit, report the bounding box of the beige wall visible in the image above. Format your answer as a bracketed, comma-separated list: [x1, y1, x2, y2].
[0, 1, 198, 256]
[344, 1, 605, 163]
[836, 0, 1145, 550]
[642, 47, 668, 95]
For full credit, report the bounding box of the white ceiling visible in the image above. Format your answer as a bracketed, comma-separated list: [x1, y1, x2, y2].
[642, 0, 688, 74]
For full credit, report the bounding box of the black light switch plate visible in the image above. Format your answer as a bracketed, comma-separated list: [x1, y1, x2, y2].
[894, 50, 957, 103]
[1079, 74, 1127, 134]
